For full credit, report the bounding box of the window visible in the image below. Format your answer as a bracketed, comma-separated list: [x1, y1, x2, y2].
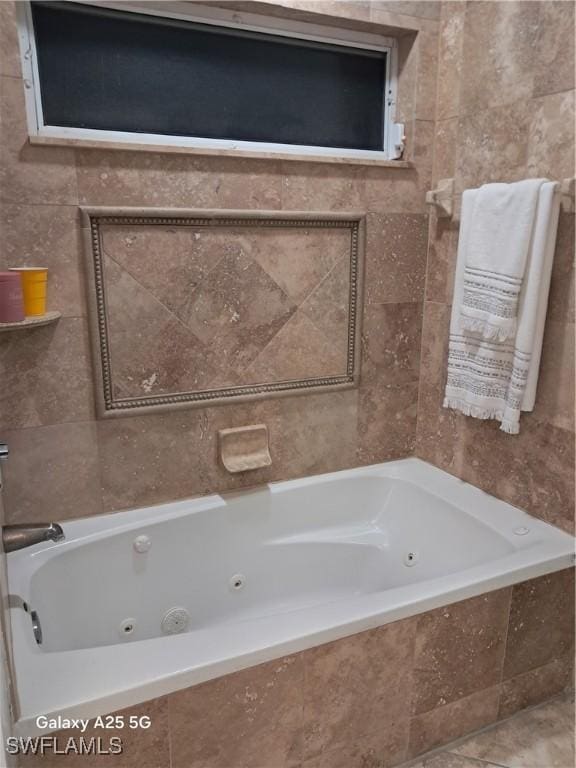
[18, 1, 400, 161]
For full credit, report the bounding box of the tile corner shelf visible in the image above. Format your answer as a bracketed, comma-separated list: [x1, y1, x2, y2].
[0, 311, 62, 332]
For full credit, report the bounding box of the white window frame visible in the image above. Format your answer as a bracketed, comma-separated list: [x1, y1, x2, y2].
[16, 0, 401, 163]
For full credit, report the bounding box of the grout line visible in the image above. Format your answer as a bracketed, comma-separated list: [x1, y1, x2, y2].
[1, 418, 96, 435]
[0, 202, 80, 210]
[445, 754, 510, 768]
[498, 584, 515, 691]
[0, 199, 80, 208]
[100, 246, 213, 343]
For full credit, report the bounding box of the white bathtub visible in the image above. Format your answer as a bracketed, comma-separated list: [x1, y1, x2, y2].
[7, 458, 574, 735]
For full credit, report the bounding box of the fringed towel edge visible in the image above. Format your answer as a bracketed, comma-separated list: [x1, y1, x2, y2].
[443, 397, 520, 434]
[459, 316, 518, 342]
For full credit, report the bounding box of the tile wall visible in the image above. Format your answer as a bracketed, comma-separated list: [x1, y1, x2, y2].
[0, 0, 437, 521]
[1, 3, 574, 766]
[416, 0, 576, 535]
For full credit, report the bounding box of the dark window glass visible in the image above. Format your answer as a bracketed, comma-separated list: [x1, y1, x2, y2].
[32, 2, 387, 151]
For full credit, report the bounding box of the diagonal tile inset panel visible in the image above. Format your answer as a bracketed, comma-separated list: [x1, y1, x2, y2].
[86, 210, 364, 415]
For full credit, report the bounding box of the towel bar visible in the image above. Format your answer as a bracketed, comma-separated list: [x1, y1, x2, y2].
[426, 177, 575, 220]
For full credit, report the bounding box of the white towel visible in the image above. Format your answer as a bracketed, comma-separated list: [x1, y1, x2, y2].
[444, 181, 560, 434]
[460, 179, 547, 341]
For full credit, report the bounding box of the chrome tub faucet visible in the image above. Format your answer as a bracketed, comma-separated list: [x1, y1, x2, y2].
[2, 523, 65, 553]
[0, 442, 66, 552]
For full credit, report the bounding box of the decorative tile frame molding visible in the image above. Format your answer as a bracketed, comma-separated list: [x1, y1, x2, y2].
[80, 208, 365, 418]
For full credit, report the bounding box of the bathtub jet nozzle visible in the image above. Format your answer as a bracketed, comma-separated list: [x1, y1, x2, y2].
[2, 522, 65, 553]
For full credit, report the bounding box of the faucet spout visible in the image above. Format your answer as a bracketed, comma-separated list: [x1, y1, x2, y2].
[2, 523, 65, 553]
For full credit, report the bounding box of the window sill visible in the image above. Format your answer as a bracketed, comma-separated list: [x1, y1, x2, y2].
[28, 134, 413, 169]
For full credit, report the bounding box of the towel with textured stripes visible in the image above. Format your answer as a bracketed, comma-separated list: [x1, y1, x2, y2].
[444, 182, 560, 434]
[460, 179, 548, 341]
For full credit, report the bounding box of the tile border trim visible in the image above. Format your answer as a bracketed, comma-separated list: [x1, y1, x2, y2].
[80, 207, 366, 418]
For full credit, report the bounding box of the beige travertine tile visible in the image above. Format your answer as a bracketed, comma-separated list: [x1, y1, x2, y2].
[76, 150, 283, 209]
[415, 302, 466, 475]
[459, 415, 575, 534]
[370, 4, 439, 31]
[97, 408, 217, 512]
[99, 224, 221, 319]
[19, 698, 170, 768]
[411, 118, 435, 188]
[103, 255, 218, 398]
[527, 89, 576, 180]
[182, 249, 297, 376]
[416, 302, 450, 393]
[499, 654, 575, 719]
[371, 2, 441, 21]
[246, 310, 347, 381]
[503, 569, 575, 680]
[258, 389, 359, 480]
[104, 241, 312, 394]
[169, 655, 304, 768]
[2, 422, 102, 523]
[535, 321, 575, 432]
[299, 255, 350, 343]
[433, 119, 458, 184]
[396, 28, 439, 123]
[365, 213, 428, 303]
[459, 0, 540, 115]
[408, 685, 500, 759]
[455, 100, 530, 189]
[533, 1, 575, 98]
[272, 0, 372, 23]
[357, 378, 419, 464]
[414, 28, 440, 121]
[98, 389, 359, 512]
[100, 221, 353, 394]
[0, 204, 85, 318]
[425, 218, 458, 304]
[548, 212, 575, 324]
[362, 301, 422, 385]
[0, 2, 21, 79]
[368, 119, 434, 215]
[281, 162, 366, 211]
[409, 752, 497, 768]
[416, 386, 465, 475]
[249, 228, 349, 306]
[452, 695, 575, 768]
[0, 76, 78, 206]
[396, 32, 418, 124]
[364, 164, 428, 215]
[435, 2, 465, 121]
[302, 721, 409, 768]
[412, 589, 511, 714]
[0, 317, 94, 429]
[302, 618, 416, 764]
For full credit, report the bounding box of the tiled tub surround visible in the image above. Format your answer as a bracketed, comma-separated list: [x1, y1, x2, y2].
[417, 0, 576, 536]
[0, 0, 434, 521]
[0, 0, 574, 765]
[8, 461, 574, 740]
[18, 567, 575, 768]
